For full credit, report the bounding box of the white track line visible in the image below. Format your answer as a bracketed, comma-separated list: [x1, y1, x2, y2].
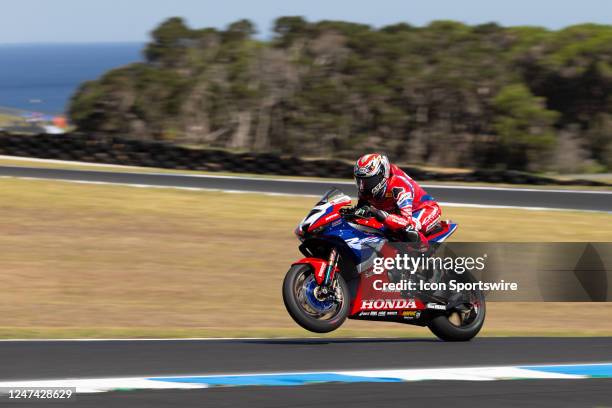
[0, 155, 147, 169]
[0, 175, 320, 197]
[1, 175, 609, 212]
[0, 156, 609, 194]
[423, 184, 611, 194]
[438, 202, 609, 212]
[2, 363, 609, 394]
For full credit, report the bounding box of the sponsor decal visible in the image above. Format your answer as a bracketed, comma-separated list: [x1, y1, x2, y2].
[422, 208, 440, 225]
[401, 310, 421, 318]
[315, 263, 326, 282]
[360, 298, 417, 310]
[426, 303, 446, 310]
[324, 213, 340, 222]
[346, 236, 384, 250]
[397, 197, 412, 209]
[359, 311, 400, 317]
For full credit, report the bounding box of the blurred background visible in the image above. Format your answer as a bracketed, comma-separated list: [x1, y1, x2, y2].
[0, 0, 610, 339]
[1, 0, 611, 175]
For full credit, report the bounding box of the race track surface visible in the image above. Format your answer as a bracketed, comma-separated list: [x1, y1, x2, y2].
[0, 165, 610, 211]
[72, 380, 612, 408]
[1, 337, 611, 407]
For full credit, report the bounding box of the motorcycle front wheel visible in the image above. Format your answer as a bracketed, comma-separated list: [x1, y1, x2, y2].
[282, 264, 350, 333]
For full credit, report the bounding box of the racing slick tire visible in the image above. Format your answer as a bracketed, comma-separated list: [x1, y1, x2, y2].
[427, 297, 486, 341]
[283, 264, 350, 333]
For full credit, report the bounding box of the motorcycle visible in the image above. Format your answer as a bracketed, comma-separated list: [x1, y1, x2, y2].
[282, 188, 485, 341]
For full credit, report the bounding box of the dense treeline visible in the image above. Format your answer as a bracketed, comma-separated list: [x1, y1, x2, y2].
[69, 17, 612, 172]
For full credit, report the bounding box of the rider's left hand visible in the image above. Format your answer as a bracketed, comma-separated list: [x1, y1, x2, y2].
[370, 207, 389, 222]
[354, 206, 371, 218]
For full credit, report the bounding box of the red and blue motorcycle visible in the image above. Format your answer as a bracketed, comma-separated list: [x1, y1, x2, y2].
[282, 188, 485, 341]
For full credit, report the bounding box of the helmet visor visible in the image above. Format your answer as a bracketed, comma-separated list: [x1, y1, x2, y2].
[356, 172, 384, 197]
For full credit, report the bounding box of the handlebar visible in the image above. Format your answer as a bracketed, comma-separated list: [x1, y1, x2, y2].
[339, 205, 372, 219]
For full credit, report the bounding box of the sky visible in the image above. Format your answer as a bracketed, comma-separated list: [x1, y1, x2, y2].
[1, 0, 611, 44]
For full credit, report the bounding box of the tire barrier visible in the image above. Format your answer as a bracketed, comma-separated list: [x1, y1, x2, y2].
[0, 132, 609, 187]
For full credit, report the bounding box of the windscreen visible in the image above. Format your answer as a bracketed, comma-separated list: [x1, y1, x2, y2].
[315, 188, 350, 205]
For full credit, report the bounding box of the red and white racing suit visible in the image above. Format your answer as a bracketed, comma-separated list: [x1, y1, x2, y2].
[359, 164, 441, 234]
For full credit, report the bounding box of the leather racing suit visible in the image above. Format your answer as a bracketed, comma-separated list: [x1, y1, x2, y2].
[357, 164, 441, 235]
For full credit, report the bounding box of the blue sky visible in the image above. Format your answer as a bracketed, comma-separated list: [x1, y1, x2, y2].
[1, 0, 610, 43]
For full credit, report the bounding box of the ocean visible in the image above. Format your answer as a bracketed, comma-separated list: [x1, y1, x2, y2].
[0, 43, 143, 115]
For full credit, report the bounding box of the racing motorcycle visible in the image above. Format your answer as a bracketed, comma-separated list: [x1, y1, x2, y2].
[282, 188, 485, 341]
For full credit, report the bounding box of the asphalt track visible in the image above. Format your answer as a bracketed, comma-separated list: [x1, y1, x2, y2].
[0, 167, 610, 407]
[1, 337, 611, 407]
[0, 165, 611, 211]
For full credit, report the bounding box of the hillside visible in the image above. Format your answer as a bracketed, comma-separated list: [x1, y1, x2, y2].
[69, 17, 612, 173]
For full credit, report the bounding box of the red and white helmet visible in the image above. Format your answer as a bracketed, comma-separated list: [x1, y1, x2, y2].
[354, 153, 390, 199]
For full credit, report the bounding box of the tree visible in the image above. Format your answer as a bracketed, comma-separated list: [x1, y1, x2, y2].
[273, 16, 311, 46]
[145, 17, 192, 66]
[69, 18, 612, 172]
[223, 19, 256, 42]
[492, 84, 559, 169]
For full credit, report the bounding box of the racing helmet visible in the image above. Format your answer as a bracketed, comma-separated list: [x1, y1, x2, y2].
[353, 153, 390, 199]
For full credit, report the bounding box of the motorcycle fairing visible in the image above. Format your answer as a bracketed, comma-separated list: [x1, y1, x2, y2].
[292, 257, 339, 285]
[293, 188, 458, 322]
[425, 221, 458, 243]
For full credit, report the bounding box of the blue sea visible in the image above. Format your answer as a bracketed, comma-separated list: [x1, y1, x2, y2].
[0, 43, 144, 114]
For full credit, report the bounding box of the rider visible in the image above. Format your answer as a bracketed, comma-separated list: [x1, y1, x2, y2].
[352, 153, 441, 241]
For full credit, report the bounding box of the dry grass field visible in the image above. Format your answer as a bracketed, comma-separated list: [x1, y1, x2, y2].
[0, 177, 610, 338]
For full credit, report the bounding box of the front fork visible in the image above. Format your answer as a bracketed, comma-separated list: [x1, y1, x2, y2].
[322, 248, 338, 287]
[292, 250, 340, 299]
[317, 248, 339, 300]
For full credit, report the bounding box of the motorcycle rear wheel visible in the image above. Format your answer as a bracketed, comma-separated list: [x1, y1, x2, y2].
[427, 290, 486, 341]
[282, 264, 350, 333]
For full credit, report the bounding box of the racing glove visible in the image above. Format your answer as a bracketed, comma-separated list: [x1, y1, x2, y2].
[354, 206, 372, 218]
[369, 207, 389, 222]
[352, 205, 390, 223]
[404, 225, 421, 242]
